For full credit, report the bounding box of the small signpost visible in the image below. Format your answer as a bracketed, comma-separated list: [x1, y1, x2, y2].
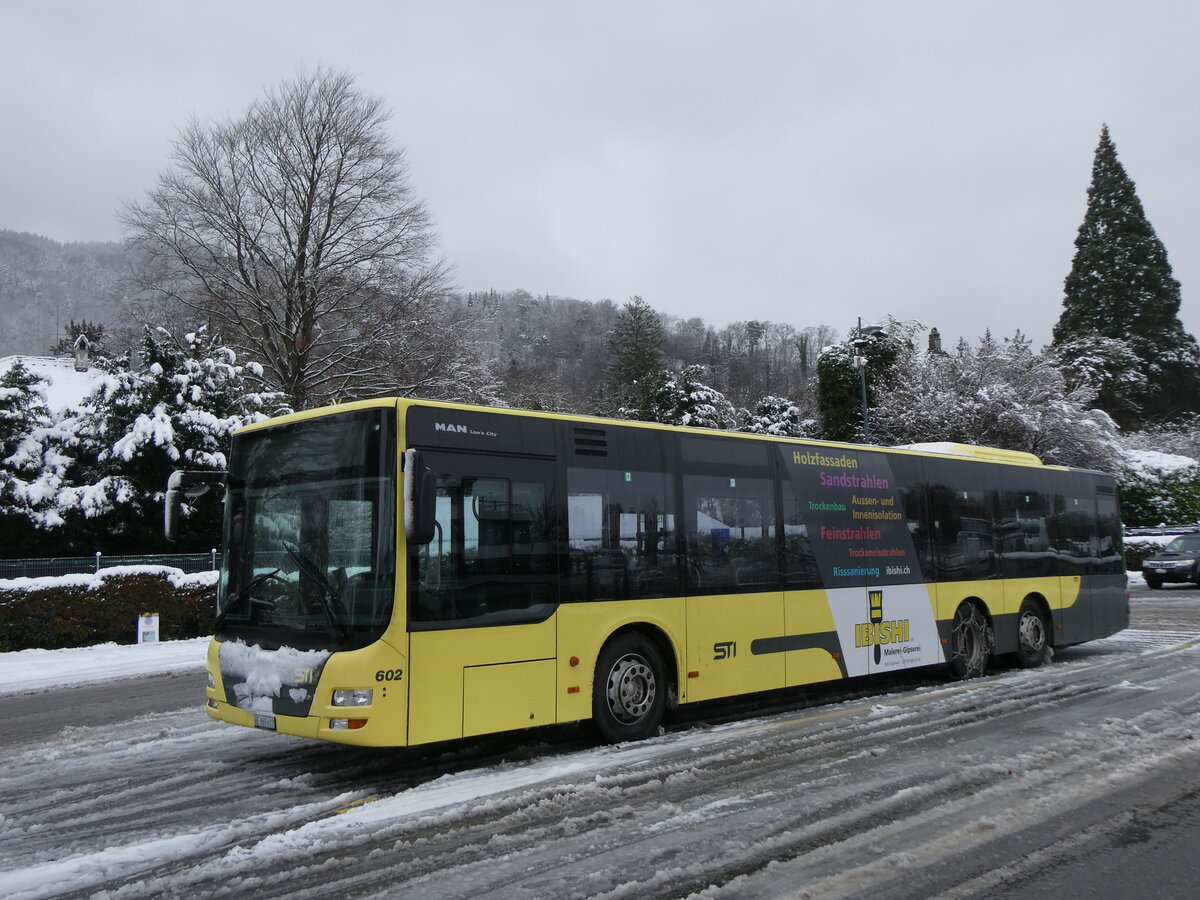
[137, 612, 160, 644]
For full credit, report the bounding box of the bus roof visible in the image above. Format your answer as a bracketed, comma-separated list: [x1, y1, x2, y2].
[236, 398, 1060, 472]
[897, 442, 1045, 467]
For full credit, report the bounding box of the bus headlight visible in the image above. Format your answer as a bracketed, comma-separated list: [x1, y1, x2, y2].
[332, 689, 373, 707]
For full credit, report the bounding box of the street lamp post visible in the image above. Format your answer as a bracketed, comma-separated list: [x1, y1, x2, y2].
[852, 317, 884, 443]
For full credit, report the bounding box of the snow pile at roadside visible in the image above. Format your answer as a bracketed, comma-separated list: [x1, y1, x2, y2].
[0, 637, 208, 696]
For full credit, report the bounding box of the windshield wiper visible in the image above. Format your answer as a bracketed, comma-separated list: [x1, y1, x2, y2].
[214, 568, 282, 632]
[282, 541, 350, 646]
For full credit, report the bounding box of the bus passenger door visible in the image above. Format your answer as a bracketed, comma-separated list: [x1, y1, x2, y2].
[407, 451, 562, 744]
[680, 439, 785, 702]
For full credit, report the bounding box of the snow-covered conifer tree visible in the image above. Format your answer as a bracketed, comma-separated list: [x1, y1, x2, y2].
[739, 396, 816, 438]
[605, 297, 667, 419]
[0, 361, 51, 465]
[1052, 125, 1200, 427]
[48, 326, 283, 552]
[0, 362, 57, 551]
[639, 365, 737, 430]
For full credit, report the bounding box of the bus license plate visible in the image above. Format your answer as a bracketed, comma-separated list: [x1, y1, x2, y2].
[254, 714, 276, 731]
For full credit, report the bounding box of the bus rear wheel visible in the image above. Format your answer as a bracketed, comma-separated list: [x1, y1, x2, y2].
[592, 632, 667, 744]
[947, 602, 992, 680]
[1014, 599, 1050, 668]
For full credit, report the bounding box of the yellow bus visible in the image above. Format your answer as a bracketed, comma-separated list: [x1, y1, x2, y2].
[165, 398, 1127, 746]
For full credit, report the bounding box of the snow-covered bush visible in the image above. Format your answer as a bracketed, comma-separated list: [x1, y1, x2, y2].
[633, 365, 737, 429]
[870, 331, 1119, 470]
[1123, 536, 1177, 571]
[739, 395, 817, 437]
[1117, 449, 1200, 528]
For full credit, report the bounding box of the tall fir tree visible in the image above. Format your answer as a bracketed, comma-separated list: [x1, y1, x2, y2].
[1052, 125, 1200, 427]
[0, 362, 56, 554]
[604, 296, 667, 418]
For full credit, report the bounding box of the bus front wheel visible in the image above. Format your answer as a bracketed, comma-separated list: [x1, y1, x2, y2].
[947, 602, 992, 680]
[592, 632, 667, 744]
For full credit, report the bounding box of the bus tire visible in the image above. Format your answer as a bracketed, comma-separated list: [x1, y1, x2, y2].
[1014, 598, 1050, 668]
[592, 632, 667, 744]
[947, 602, 992, 680]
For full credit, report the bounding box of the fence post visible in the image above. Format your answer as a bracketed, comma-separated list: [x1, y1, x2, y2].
[211, 548, 217, 571]
[95, 551, 101, 573]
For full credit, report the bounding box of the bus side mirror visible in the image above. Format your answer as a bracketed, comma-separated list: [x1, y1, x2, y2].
[164, 470, 227, 542]
[404, 448, 437, 544]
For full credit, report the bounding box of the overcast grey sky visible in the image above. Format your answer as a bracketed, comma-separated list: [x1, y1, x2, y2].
[4, 1, 1197, 347]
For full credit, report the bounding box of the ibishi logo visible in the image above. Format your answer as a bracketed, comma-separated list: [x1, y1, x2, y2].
[854, 589, 911, 663]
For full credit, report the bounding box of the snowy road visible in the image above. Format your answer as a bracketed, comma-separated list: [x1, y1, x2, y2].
[3, 589, 1200, 898]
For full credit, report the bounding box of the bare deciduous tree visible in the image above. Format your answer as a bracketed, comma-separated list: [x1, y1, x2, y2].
[122, 67, 451, 409]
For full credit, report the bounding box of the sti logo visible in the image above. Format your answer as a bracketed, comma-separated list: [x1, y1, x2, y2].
[713, 641, 737, 660]
[434, 422, 468, 433]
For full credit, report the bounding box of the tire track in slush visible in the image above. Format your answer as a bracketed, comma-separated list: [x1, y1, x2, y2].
[3, 627, 1198, 899]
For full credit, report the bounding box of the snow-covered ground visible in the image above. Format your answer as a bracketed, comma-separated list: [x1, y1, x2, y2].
[0, 354, 102, 412]
[0, 581, 1196, 898]
[0, 636, 207, 696]
[0, 566, 217, 695]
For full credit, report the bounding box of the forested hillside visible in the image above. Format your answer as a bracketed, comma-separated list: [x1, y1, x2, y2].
[458, 289, 837, 413]
[0, 231, 127, 357]
[0, 231, 841, 419]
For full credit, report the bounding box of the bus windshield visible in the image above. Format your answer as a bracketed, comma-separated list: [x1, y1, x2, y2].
[217, 407, 397, 652]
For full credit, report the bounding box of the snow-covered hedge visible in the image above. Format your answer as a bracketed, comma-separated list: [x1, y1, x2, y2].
[0, 566, 217, 651]
[1118, 449, 1200, 528]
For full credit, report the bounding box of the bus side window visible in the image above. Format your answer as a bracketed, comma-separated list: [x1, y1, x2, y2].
[1095, 489, 1123, 575]
[1053, 474, 1092, 577]
[566, 466, 678, 601]
[888, 455, 933, 580]
[780, 479, 820, 589]
[684, 480, 775, 592]
[998, 482, 1054, 578]
[928, 470, 996, 582]
[680, 434, 777, 595]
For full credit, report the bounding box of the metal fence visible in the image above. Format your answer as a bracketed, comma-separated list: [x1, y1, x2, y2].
[0, 551, 221, 581]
